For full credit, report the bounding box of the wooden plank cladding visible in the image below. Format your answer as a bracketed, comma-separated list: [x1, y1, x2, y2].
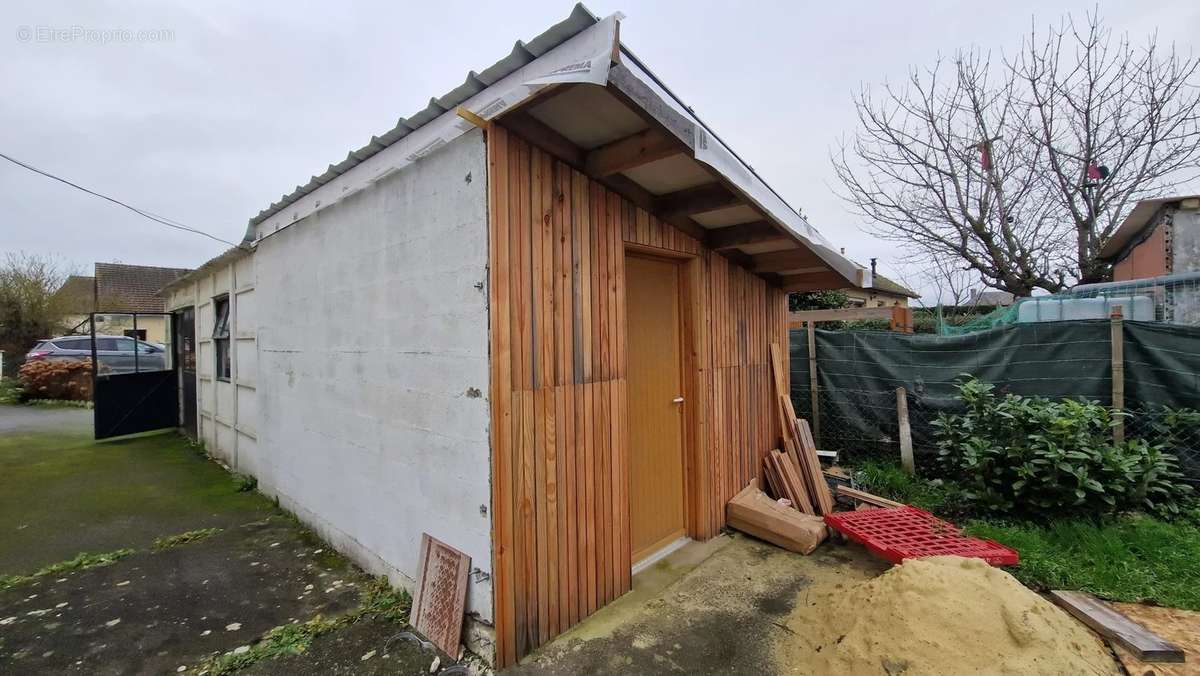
[487, 124, 789, 667]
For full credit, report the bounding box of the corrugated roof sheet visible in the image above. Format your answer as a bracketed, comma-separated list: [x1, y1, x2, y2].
[245, 3, 599, 237]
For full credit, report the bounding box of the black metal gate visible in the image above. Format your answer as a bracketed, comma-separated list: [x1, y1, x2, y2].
[91, 312, 180, 440]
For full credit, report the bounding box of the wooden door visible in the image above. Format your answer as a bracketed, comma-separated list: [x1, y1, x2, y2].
[625, 255, 686, 562]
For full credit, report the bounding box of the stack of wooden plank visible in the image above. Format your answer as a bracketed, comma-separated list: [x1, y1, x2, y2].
[767, 343, 835, 516]
[727, 479, 827, 554]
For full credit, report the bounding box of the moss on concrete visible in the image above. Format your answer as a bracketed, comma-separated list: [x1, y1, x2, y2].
[0, 428, 272, 575]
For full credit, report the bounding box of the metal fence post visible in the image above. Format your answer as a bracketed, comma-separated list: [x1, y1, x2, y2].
[807, 319, 820, 447]
[1111, 306, 1125, 445]
[896, 387, 914, 474]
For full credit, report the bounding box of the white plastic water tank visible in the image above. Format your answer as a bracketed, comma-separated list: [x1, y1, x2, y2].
[1016, 295, 1155, 323]
[1017, 298, 1062, 323]
[1061, 297, 1107, 320]
[1101, 295, 1154, 321]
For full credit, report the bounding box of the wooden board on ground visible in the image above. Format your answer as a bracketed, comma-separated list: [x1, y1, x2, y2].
[727, 479, 827, 555]
[1049, 591, 1185, 663]
[836, 485, 906, 509]
[412, 533, 472, 657]
[1110, 602, 1200, 675]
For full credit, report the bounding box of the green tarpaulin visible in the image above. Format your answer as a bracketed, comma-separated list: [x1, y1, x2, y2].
[789, 320, 1200, 481]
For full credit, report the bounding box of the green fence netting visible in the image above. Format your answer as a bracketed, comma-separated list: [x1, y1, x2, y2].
[790, 320, 1200, 482]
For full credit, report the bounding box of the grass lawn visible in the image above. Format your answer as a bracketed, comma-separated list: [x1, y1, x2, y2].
[0, 420, 269, 575]
[853, 460, 1200, 610]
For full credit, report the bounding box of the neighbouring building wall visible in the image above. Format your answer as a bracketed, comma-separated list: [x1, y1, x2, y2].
[1169, 207, 1200, 273]
[94, 314, 170, 343]
[843, 288, 909, 308]
[1167, 207, 1200, 323]
[165, 252, 258, 468]
[487, 127, 790, 666]
[1113, 215, 1169, 282]
[251, 130, 494, 629]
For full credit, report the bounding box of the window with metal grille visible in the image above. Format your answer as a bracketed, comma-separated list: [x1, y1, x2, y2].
[213, 296, 231, 380]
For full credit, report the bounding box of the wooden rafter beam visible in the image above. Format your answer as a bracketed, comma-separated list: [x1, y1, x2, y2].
[495, 108, 708, 242]
[655, 182, 740, 221]
[706, 221, 788, 250]
[749, 247, 825, 274]
[585, 128, 681, 177]
[500, 111, 584, 166]
[779, 271, 847, 292]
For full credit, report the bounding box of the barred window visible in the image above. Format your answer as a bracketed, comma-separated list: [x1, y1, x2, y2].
[213, 296, 231, 380]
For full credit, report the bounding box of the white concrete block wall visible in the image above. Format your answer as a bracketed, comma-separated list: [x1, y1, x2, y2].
[252, 129, 494, 623]
[166, 251, 258, 472]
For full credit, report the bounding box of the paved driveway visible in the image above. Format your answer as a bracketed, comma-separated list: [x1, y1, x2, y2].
[0, 404, 90, 434]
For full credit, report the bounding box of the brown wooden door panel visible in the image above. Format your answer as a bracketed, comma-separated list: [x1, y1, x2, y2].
[625, 255, 686, 562]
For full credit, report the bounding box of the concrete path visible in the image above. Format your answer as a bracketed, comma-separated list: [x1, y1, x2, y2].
[0, 404, 90, 434]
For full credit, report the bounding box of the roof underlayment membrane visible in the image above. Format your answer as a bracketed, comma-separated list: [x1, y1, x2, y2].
[235, 3, 868, 288]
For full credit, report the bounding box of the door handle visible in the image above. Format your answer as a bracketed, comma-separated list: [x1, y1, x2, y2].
[671, 396, 685, 404]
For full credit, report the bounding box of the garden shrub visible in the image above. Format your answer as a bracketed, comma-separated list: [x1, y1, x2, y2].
[0, 378, 22, 404]
[17, 359, 93, 401]
[932, 377, 1193, 518]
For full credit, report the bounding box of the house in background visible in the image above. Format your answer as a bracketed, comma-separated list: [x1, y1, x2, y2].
[158, 6, 867, 666]
[839, 260, 919, 307]
[52, 263, 191, 341]
[53, 274, 97, 332]
[969, 289, 1016, 307]
[1100, 195, 1200, 281]
[842, 275, 919, 308]
[1094, 195, 1200, 324]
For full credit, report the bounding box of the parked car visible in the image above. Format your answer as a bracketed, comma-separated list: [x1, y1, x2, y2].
[26, 335, 168, 374]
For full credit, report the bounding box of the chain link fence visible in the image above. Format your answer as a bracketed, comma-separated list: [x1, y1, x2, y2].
[790, 320, 1200, 484]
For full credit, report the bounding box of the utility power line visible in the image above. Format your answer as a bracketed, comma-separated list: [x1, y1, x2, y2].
[0, 150, 240, 248]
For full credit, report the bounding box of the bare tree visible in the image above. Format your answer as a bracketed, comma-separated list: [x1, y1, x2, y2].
[835, 12, 1200, 296]
[903, 255, 980, 308]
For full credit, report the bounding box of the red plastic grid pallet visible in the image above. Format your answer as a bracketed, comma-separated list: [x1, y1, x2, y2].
[825, 506, 1019, 566]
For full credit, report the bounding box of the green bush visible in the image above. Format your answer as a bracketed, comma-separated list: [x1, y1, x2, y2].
[932, 377, 1193, 518]
[853, 460, 974, 518]
[0, 378, 22, 404]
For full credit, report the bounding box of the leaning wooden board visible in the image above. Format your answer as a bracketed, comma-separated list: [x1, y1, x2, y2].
[1049, 590, 1185, 663]
[768, 343, 833, 514]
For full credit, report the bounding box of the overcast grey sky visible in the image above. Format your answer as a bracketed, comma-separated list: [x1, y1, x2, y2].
[2, 1, 1197, 299]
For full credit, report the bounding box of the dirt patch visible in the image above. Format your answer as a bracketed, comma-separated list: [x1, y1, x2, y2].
[509, 535, 888, 675]
[240, 618, 447, 676]
[776, 555, 1121, 675]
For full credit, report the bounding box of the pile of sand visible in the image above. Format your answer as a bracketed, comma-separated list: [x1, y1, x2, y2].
[777, 555, 1119, 675]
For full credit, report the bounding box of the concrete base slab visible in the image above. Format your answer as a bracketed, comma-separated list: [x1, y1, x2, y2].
[508, 533, 888, 675]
